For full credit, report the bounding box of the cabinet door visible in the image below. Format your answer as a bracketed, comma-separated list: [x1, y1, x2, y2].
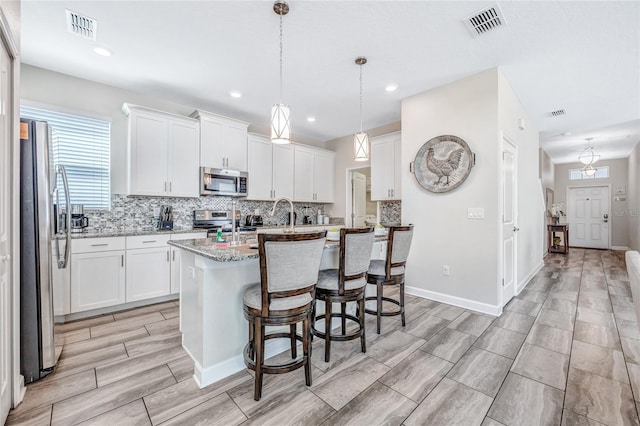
[226, 123, 248, 171]
[71, 251, 126, 313]
[126, 247, 171, 302]
[272, 144, 294, 200]
[128, 111, 168, 196]
[391, 133, 401, 199]
[294, 146, 315, 202]
[247, 134, 273, 200]
[199, 117, 225, 169]
[370, 136, 395, 201]
[170, 247, 181, 294]
[168, 119, 199, 197]
[313, 151, 335, 203]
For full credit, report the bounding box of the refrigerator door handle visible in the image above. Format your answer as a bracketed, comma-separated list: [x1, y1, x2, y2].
[56, 164, 71, 269]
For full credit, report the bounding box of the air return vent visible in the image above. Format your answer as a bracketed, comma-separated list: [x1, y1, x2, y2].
[549, 109, 566, 117]
[464, 3, 506, 37]
[65, 9, 97, 41]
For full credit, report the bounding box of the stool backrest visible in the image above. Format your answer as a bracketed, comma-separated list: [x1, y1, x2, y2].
[385, 225, 414, 278]
[258, 231, 327, 313]
[339, 227, 375, 294]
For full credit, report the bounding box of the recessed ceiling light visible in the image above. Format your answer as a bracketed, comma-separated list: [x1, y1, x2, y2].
[93, 46, 112, 57]
[306, 116, 316, 122]
[385, 83, 398, 92]
[229, 91, 242, 98]
[561, 132, 572, 136]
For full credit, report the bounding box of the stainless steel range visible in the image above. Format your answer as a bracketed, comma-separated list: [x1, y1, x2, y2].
[193, 210, 256, 237]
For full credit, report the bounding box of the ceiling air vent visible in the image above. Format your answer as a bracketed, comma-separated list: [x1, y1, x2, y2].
[65, 9, 97, 41]
[549, 109, 566, 117]
[464, 3, 507, 37]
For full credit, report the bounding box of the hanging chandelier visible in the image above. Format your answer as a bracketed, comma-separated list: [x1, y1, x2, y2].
[582, 164, 597, 177]
[578, 137, 599, 165]
[271, 1, 291, 144]
[354, 56, 369, 161]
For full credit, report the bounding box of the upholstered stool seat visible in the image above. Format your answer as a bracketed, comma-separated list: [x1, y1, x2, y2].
[312, 227, 374, 362]
[243, 231, 326, 401]
[365, 225, 414, 334]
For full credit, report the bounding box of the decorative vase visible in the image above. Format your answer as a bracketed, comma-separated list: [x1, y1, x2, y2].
[551, 216, 559, 225]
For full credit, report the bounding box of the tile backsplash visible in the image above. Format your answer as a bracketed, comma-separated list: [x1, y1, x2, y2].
[83, 195, 332, 233]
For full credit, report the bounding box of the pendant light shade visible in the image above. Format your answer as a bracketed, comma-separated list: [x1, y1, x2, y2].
[582, 164, 596, 177]
[578, 137, 599, 165]
[354, 56, 369, 161]
[271, 1, 290, 144]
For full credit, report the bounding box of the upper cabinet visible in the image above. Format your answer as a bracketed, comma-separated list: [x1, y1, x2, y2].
[371, 132, 401, 201]
[247, 133, 294, 200]
[123, 103, 199, 198]
[191, 110, 249, 171]
[293, 146, 335, 203]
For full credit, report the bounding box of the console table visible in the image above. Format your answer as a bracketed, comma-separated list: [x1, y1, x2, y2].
[547, 224, 569, 254]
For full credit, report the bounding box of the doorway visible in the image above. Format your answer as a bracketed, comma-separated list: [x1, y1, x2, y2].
[502, 138, 518, 306]
[346, 167, 377, 227]
[568, 186, 610, 249]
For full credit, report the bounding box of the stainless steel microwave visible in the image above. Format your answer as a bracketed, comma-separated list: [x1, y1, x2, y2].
[200, 167, 248, 197]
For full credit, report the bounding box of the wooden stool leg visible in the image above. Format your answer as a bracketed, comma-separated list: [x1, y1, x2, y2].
[248, 318, 255, 359]
[376, 281, 383, 334]
[359, 297, 366, 353]
[303, 315, 312, 386]
[400, 282, 406, 327]
[324, 300, 332, 362]
[254, 317, 264, 401]
[341, 302, 346, 335]
[290, 324, 297, 359]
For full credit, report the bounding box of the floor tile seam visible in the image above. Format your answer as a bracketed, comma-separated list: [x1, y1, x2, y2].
[508, 369, 568, 393]
[369, 378, 435, 423]
[149, 390, 245, 426]
[568, 362, 632, 387]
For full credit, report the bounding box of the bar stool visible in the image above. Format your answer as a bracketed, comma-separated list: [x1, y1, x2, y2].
[242, 231, 326, 401]
[365, 225, 414, 334]
[312, 227, 374, 362]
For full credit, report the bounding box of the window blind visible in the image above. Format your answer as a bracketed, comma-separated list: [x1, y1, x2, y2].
[21, 105, 111, 210]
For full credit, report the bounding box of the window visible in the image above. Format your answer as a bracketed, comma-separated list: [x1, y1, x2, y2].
[569, 166, 609, 181]
[20, 105, 111, 209]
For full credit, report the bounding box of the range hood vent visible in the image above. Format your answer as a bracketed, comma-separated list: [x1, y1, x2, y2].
[464, 3, 506, 37]
[549, 109, 566, 117]
[65, 9, 97, 41]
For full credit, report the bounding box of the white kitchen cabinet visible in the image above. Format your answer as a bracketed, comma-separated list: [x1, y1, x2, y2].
[192, 110, 249, 171]
[170, 232, 207, 294]
[71, 241, 126, 313]
[123, 103, 199, 198]
[125, 235, 171, 302]
[51, 240, 70, 316]
[294, 145, 335, 203]
[371, 132, 401, 201]
[247, 133, 294, 200]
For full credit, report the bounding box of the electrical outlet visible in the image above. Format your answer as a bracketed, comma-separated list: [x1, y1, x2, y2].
[442, 265, 450, 276]
[153, 207, 161, 217]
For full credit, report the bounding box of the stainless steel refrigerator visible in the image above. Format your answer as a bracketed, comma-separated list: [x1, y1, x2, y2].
[19, 118, 70, 384]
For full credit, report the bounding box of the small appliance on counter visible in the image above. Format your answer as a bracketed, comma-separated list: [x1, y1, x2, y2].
[69, 204, 89, 233]
[245, 214, 263, 227]
[302, 206, 312, 225]
[158, 205, 174, 230]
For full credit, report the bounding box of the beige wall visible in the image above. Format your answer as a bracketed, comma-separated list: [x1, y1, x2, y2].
[325, 121, 401, 219]
[629, 143, 640, 250]
[539, 149, 555, 252]
[554, 159, 629, 248]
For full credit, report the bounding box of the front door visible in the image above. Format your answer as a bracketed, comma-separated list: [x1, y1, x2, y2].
[352, 171, 366, 227]
[502, 139, 517, 306]
[0, 35, 13, 424]
[568, 186, 610, 249]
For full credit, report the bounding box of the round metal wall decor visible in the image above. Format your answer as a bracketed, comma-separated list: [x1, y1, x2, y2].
[413, 135, 474, 193]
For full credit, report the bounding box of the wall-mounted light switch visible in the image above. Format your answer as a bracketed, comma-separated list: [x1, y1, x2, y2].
[467, 208, 485, 219]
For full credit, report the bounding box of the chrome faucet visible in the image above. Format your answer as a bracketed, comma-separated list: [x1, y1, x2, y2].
[270, 197, 295, 233]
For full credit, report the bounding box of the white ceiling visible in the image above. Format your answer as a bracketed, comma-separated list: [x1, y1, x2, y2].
[21, 1, 640, 163]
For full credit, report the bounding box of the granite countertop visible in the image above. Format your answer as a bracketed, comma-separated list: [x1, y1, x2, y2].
[67, 228, 208, 239]
[168, 234, 388, 262]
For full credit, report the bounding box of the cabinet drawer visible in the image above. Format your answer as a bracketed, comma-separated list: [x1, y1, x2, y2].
[171, 232, 207, 241]
[72, 237, 126, 254]
[126, 234, 171, 250]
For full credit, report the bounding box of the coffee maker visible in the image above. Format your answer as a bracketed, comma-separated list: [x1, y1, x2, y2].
[69, 204, 88, 233]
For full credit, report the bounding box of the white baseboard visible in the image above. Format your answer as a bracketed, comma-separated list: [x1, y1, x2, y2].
[516, 261, 544, 295]
[612, 246, 631, 251]
[405, 286, 502, 317]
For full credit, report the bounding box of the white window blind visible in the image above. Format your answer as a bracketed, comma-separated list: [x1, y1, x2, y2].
[21, 105, 111, 210]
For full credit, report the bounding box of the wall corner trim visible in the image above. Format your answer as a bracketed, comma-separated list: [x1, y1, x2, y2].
[405, 286, 502, 317]
[516, 260, 544, 295]
[612, 246, 632, 251]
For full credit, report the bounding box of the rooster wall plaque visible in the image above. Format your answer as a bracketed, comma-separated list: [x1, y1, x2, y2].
[413, 135, 474, 193]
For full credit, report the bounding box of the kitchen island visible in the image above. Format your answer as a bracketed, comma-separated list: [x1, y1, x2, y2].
[168, 235, 387, 388]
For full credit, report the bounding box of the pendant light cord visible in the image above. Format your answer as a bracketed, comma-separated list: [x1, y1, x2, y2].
[359, 64, 363, 132]
[279, 11, 283, 102]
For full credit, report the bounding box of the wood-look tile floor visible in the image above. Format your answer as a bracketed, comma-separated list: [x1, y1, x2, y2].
[7, 249, 640, 425]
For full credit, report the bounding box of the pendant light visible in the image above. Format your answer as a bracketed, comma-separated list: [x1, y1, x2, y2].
[578, 137, 600, 165]
[582, 164, 597, 177]
[354, 56, 369, 161]
[271, 1, 291, 144]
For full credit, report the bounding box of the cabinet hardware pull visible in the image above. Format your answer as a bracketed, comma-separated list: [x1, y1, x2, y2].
[167, 251, 170, 262]
[121, 254, 124, 267]
[91, 243, 108, 247]
[164, 182, 167, 192]
[142, 240, 156, 243]
[169, 182, 172, 192]
[172, 251, 175, 261]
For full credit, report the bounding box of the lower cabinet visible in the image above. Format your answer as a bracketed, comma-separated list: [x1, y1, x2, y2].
[71, 250, 126, 313]
[126, 246, 171, 302]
